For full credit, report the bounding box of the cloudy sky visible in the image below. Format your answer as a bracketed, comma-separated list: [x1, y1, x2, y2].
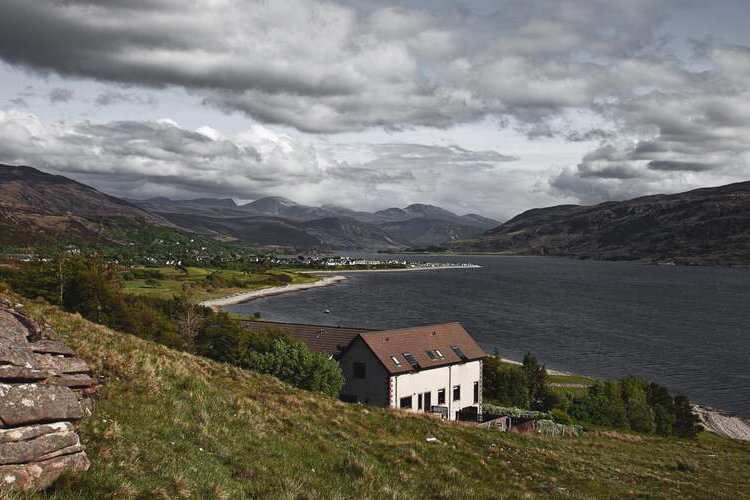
[1, 0, 749, 219]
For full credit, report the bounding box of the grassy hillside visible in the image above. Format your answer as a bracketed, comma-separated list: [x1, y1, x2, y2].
[11, 298, 750, 499]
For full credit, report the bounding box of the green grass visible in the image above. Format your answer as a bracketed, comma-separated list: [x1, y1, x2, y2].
[122, 266, 317, 302]
[8, 299, 750, 499]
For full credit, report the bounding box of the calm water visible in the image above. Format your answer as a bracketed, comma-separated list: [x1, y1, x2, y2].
[226, 255, 750, 417]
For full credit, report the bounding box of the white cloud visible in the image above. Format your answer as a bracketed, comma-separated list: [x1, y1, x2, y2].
[0, 110, 532, 217]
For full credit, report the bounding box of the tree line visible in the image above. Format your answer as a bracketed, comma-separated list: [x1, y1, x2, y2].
[483, 353, 701, 438]
[0, 255, 344, 397]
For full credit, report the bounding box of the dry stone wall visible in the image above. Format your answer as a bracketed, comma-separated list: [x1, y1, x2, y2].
[0, 299, 97, 491]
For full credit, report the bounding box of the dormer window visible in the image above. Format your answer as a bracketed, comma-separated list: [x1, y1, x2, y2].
[390, 356, 401, 366]
[425, 349, 446, 360]
[450, 345, 467, 361]
[402, 352, 419, 369]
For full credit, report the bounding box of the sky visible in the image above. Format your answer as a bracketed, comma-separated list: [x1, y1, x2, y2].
[0, 0, 749, 220]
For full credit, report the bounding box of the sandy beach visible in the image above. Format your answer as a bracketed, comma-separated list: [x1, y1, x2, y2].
[198, 275, 347, 310]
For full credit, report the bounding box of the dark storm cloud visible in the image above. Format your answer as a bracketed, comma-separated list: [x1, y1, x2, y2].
[8, 97, 28, 108]
[48, 88, 74, 104]
[94, 90, 157, 107]
[0, 0, 684, 133]
[647, 160, 716, 172]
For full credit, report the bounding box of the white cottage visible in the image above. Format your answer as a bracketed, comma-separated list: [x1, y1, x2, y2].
[337, 323, 486, 421]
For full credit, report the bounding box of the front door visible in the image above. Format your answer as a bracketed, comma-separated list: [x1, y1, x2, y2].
[424, 391, 432, 413]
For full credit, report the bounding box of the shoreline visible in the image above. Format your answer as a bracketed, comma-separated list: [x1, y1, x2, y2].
[198, 275, 347, 310]
[692, 405, 750, 442]
[299, 264, 481, 274]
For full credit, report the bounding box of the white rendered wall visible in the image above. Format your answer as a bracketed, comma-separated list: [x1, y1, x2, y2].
[389, 360, 482, 421]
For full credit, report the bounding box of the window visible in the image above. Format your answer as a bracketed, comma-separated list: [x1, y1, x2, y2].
[390, 355, 402, 367]
[437, 388, 446, 405]
[353, 362, 366, 379]
[400, 396, 412, 409]
[473, 381, 479, 404]
[402, 352, 419, 369]
[418, 393, 423, 410]
[425, 350, 446, 360]
[452, 385, 461, 402]
[451, 345, 467, 361]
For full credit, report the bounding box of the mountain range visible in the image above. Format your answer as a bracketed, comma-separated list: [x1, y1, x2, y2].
[131, 195, 498, 250]
[0, 164, 498, 250]
[452, 181, 750, 265]
[4, 164, 749, 263]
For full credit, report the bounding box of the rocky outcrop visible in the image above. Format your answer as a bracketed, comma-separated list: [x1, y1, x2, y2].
[0, 300, 98, 491]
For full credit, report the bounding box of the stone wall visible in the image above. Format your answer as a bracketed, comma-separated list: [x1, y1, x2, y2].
[0, 299, 98, 491]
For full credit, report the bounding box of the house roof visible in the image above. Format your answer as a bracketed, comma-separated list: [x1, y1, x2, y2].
[357, 322, 486, 375]
[240, 320, 372, 355]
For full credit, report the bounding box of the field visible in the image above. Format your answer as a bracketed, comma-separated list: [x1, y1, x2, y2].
[121, 266, 317, 303]
[5, 297, 749, 499]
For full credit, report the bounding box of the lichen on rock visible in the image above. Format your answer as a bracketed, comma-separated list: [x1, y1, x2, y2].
[0, 307, 98, 492]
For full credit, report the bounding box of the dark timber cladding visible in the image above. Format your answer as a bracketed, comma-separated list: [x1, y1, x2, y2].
[240, 320, 372, 355]
[359, 322, 486, 375]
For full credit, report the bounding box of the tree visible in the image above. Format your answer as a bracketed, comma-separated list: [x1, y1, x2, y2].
[244, 339, 345, 397]
[522, 352, 548, 402]
[195, 312, 249, 365]
[62, 257, 128, 329]
[648, 382, 676, 436]
[570, 381, 628, 429]
[177, 283, 203, 352]
[673, 396, 702, 438]
[620, 376, 655, 434]
[483, 357, 529, 408]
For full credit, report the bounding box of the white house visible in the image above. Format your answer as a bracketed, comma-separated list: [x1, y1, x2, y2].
[241, 320, 487, 421]
[337, 322, 486, 421]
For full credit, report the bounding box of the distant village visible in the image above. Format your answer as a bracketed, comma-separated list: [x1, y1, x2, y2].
[2, 243, 478, 272]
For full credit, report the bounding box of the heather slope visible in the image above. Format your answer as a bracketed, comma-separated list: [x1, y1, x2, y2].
[452, 181, 750, 265]
[9, 298, 750, 499]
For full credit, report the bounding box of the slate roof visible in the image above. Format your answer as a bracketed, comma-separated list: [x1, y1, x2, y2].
[357, 322, 486, 375]
[240, 320, 372, 355]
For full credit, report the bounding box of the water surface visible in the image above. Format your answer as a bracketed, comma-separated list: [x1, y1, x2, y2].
[225, 255, 750, 416]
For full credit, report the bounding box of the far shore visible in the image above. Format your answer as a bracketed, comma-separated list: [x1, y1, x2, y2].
[198, 275, 347, 310]
[299, 264, 481, 274]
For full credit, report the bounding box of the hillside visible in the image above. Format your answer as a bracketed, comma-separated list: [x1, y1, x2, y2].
[452, 182, 750, 265]
[8, 296, 750, 498]
[0, 165, 172, 246]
